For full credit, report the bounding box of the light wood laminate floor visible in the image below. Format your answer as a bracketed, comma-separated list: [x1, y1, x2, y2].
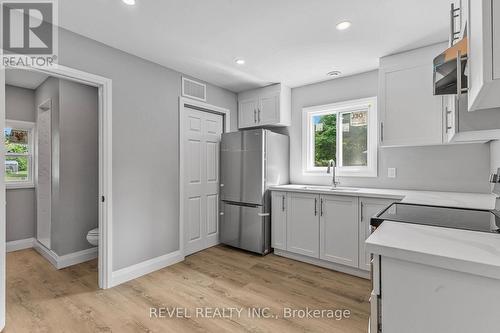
[5, 246, 371, 332]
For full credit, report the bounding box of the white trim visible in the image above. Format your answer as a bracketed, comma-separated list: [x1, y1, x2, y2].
[2, 65, 113, 290]
[301, 96, 378, 178]
[181, 77, 207, 102]
[6, 238, 34, 253]
[33, 240, 97, 269]
[178, 97, 230, 257]
[111, 251, 184, 287]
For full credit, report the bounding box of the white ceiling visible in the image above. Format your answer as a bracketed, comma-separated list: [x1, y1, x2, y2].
[59, 0, 451, 92]
[6, 69, 49, 90]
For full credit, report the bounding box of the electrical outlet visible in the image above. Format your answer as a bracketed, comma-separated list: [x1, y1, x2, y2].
[388, 168, 397, 178]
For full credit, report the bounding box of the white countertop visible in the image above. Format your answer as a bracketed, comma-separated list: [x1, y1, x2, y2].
[269, 184, 497, 209]
[366, 221, 500, 279]
[270, 184, 500, 278]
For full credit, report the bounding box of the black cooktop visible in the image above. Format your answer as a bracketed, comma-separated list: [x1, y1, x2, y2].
[371, 203, 500, 234]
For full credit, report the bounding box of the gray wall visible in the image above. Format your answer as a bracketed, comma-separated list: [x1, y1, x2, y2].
[52, 80, 98, 256]
[288, 70, 492, 193]
[57, 28, 237, 270]
[5, 85, 36, 242]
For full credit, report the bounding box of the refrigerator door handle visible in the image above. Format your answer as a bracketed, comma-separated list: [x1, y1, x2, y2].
[257, 213, 270, 217]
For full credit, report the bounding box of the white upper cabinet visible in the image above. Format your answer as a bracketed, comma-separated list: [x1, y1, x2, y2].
[238, 84, 291, 129]
[379, 43, 447, 147]
[467, 0, 500, 111]
[319, 195, 359, 268]
[271, 191, 287, 251]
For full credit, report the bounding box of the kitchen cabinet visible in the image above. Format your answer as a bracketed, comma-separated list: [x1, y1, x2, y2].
[358, 197, 395, 271]
[467, 0, 500, 111]
[238, 84, 291, 129]
[286, 192, 320, 258]
[379, 43, 447, 147]
[238, 99, 259, 128]
[271, 191, 287, 250]
[320, 195, 359, 268]
[443, 94, 500, 143]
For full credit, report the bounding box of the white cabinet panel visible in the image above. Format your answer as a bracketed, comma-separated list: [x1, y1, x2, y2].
[319, 195, 359, 267]
[286, 192, 320, 258]
[239, 99, 258, 128]
[380, 64, 443, 146]
[259, 94, 280, 125]
[271, 191, 287, 250]
[494, 0, 500, 80]
[358, 198, 395, 271]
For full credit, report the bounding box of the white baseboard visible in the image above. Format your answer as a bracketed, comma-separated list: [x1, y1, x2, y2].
[274, 249, 370, 279]
[6, 238, 35, 253]
[33, 240, 98, 269]
[111, 250, 184, 287]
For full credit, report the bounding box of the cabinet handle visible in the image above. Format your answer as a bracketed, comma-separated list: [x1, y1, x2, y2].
[258, 108, 261, 122]
[314, 198, 318, 216]
[360, 202, 364, 221]
[282, 195, 285, 212]
[380, 122, 384, 142]
[320, 198, 324, 217]
[254, 109, 257, 123]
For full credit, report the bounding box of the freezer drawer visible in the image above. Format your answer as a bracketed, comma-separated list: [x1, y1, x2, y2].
[220, 130, 264, 205]
[220, 201, 270, 255]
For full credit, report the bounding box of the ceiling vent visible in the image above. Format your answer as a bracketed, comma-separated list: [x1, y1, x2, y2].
[182, 77, 207, 102]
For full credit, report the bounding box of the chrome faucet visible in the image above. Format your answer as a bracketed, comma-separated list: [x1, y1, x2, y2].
[327, 159, 340, 188]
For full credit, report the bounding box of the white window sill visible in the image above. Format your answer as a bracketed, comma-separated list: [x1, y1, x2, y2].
[303, 170, 377, 178]
[6, 183, 35, 190]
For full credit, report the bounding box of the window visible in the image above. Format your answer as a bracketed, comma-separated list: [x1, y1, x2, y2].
[5, 120, 35, 188]
[302, 97, 377, 177]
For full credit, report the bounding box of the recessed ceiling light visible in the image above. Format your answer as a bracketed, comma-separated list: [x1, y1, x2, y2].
[336, 21, 352, 31]
[327, 70, 342, 77]
[122, 0, 136, 5]
[235, 58, 246, 65]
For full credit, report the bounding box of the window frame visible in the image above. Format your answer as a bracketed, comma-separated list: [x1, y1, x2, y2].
[302, 97, 378, 178]
[5, 120, 35, 189]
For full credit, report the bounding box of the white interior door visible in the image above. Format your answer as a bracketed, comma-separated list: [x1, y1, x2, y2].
[183, 107, 223, 256]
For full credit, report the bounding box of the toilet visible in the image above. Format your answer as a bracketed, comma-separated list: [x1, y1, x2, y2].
[86, 228, 99, 246]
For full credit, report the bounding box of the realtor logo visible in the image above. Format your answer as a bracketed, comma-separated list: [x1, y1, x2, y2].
[0, 0, 58, 67]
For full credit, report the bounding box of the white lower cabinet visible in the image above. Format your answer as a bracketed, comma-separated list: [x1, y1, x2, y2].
[358, 197, 396, 271]
[286, 192, 320, 258]
[271, 190, 397, 276]
[319, 195, 359, 268]
[271, 191, 287, 250]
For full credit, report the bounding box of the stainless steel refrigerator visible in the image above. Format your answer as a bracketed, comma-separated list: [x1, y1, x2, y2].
[219, 129, 289, 255]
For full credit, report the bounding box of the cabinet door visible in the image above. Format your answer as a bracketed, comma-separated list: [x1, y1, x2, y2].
[319, 195, 359, 267]
[271, 191, 287, 250]
[358, 198, 395, 271]
[258, 94, 280, 125]
[494, 0, 500, 80]
[286, 192, 320, 258]
[380, 62, 443, 146]
[238, 99, 258, 129]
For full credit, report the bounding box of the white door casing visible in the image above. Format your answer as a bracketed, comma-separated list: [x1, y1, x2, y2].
[37, 100, 52, 249]
[183, 107, 223, 256]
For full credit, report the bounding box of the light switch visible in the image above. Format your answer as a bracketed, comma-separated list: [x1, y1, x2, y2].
[388, 168, 397, 178]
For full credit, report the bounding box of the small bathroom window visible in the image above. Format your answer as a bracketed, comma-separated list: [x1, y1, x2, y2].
[4, 120, 35, 188]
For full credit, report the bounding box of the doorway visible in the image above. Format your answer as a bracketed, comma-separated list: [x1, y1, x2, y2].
[179, 98, 230, 256]
[0, 65, 112, 306]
